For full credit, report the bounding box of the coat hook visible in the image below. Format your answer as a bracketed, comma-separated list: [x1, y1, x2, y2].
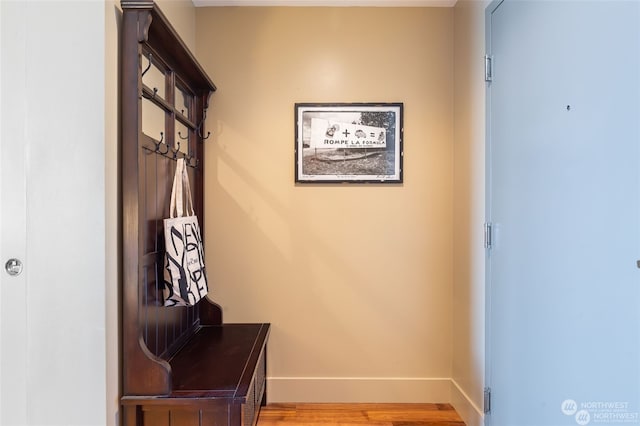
[196, 109, 211, 141]
[153, 132, 164, 150]
[142, 54, 153, 78]
[172, 141, 181, 159]
[178, 131, 189, 140]
[187, 156, 199, 169]
[196, 121, 210, 139]
[157, 133, 170, 155]
[142, 87, 159, 100]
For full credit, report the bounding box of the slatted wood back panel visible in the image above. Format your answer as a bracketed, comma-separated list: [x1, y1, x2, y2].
[141, 148, 200, 358]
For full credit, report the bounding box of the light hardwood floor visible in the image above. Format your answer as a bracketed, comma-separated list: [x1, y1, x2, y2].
[257, 403, 466, 426]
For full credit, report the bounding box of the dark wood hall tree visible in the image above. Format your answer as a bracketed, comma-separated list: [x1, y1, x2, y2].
[119, 2, 270, 425]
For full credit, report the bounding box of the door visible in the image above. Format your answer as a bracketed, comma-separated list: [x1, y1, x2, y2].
[487, 1, 640, 425]
[0, 1, 29, 424]
[1, 2, 107, 425]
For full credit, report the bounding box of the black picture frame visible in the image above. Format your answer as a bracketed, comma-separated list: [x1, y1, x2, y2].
[295, 103, 404, 183]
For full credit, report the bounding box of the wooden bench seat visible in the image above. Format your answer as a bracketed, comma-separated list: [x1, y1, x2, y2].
[122, 323, 269, 425]
[170, 324, 269, 398]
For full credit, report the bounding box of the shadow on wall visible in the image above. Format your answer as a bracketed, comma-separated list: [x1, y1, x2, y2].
[199, 5, 454, 383]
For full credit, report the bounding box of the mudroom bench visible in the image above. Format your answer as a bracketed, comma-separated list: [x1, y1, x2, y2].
[120, 321, 269, 426]
[119, 2, 269, 425]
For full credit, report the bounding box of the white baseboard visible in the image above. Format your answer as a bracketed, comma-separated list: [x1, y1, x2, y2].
[450, 379, 484, 426]
[267, 377, 452, 403]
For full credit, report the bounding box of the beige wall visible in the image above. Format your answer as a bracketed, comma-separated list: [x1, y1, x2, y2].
[451, 1, 488, 425]
[102, 0, 488, 418]
[156, 0, 198, 53]
[196, 7, 454, 402]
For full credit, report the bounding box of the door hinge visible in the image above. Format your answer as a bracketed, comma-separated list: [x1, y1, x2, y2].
[484, 222, 493, 249]
[484, 387, 492, 414]
[485, 55, 493, 82]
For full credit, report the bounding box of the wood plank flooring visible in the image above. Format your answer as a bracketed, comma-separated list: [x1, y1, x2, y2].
[257, 403, 466, 426]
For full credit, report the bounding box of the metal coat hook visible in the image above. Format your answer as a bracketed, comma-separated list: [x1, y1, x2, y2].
[142, 87, 159, 100]
[144, 136, 198, 169]
[199, 129, 211, 140]
[153, 132, 170, 155]
[196, 109, 211, 141]
[185, 155, 199, 169]
[142, 54, 153, 78]
[178, 131, 189, 140]
[172, 141, 181, 159]
[186, 156, 198, 169]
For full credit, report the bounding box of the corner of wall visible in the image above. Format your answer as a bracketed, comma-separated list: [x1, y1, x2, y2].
[452, 0, 488, 425]
[156, 0, 197, 53]
[105, 1, 121, 425]
[451, 379, 484, 426]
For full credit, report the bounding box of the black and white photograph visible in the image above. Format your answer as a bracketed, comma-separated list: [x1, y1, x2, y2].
[295, 103, 403, 183]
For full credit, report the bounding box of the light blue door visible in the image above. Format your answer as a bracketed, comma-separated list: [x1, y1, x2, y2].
[487, 1, 640, 425]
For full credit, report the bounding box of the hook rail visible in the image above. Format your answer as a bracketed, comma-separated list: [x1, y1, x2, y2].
[143, 134, 199, 168]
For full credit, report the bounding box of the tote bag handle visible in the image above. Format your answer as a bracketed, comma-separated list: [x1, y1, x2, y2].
[169, 158, 195, 219]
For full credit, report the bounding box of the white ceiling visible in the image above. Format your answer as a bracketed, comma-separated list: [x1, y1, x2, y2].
[193, 0, 457, 7]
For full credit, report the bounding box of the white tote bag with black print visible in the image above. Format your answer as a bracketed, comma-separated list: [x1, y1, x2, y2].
[163, 158, 209, 306]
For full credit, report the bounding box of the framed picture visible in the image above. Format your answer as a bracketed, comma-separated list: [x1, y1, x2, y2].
[295, 103, 403, 183]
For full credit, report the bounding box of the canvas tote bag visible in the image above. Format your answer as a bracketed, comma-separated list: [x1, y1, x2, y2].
[163, 158, 209, 306]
